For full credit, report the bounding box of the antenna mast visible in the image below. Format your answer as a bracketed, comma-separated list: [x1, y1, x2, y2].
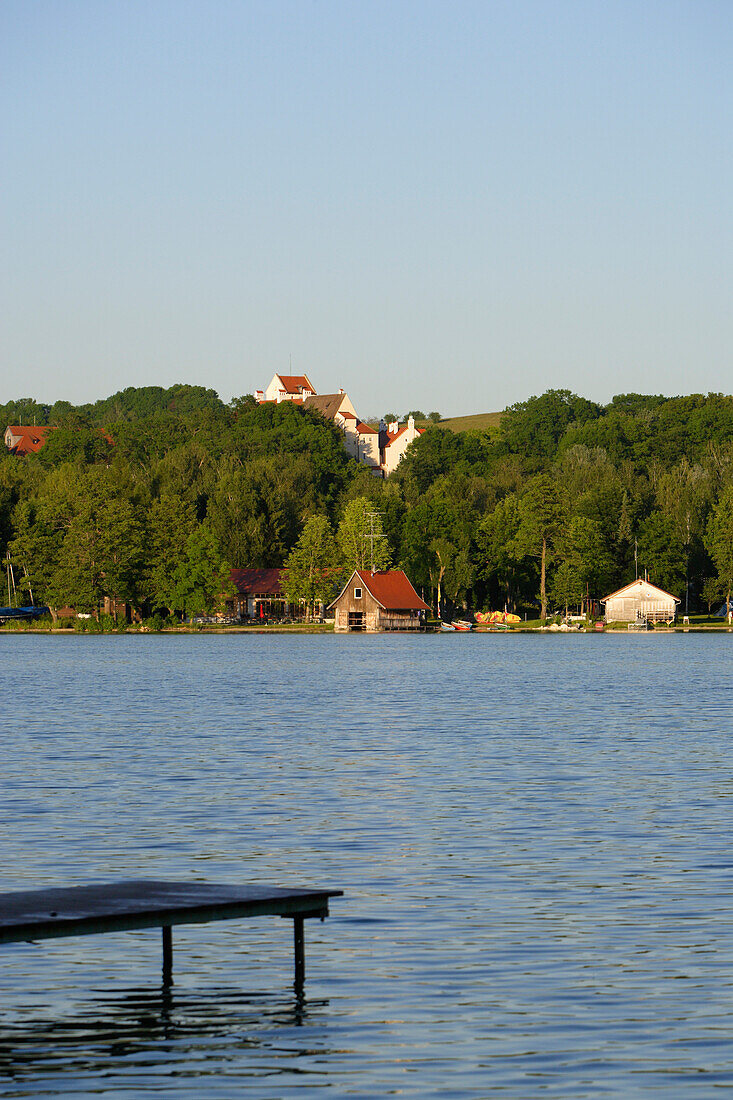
[365, 511, 386, 573]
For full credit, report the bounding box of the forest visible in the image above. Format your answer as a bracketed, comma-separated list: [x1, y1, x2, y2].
[3, 385, 733, 621]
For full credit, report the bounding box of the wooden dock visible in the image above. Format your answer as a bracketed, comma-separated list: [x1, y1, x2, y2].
[0, 880, 343, 989]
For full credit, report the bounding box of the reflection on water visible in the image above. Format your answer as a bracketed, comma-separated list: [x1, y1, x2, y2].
[0, 985, 331, 1096]
[2, 633, 733, 1096]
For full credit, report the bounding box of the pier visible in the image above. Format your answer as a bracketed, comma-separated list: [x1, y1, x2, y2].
[0, 880, 343, 989]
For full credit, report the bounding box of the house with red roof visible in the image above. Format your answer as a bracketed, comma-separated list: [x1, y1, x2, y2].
[4, 425, 56, 456]
[253, 374, 422, 475]
[378, 415, 424, 474]
[254, 374, 316, 404]
[329, 569, 430, 632]
[227, 568, 290, 620]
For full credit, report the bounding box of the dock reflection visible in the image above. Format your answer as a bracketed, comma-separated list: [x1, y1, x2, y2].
[0, 984, 331, 1085]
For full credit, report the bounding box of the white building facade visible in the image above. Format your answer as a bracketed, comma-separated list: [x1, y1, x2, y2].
[602, 578, 680, 623]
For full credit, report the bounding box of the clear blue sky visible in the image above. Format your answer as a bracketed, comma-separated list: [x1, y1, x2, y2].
[2, 1, 730, 417]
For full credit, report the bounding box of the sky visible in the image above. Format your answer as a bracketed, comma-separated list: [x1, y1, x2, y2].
[2, 0, 731, 418]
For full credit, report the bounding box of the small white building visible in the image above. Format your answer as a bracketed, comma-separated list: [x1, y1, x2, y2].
[601, 579, 680, 624]
[378, 415, 424, 475]
[255, 374, 316, 403]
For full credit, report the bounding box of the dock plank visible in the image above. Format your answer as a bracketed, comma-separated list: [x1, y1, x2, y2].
[0, 880, 342, 943]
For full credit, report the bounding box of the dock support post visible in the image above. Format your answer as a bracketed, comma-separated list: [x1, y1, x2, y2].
[162, 925, 173, 985]
[293, 916, 305, 991]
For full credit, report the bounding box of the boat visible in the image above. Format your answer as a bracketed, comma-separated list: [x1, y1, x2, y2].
[475, 610, 520, 627]
[440, 622, 456, 631]
[1, 552, 49, 623]
[451, 620, 473, 631]
[0, 605, 50, 623]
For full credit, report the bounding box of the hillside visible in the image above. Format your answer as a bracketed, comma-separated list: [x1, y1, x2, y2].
[438, 411, 503, 434]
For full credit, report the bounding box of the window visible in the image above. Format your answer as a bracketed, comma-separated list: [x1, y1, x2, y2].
[354, 587, 362, 599]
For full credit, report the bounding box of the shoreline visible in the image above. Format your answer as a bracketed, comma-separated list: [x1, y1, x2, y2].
[2, 623, 733, 636]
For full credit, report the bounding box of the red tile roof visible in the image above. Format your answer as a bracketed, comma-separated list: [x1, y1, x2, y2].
[357, 421, 377, 434]
[4, 425, 56, 455]
[383, 424, 424, 448]
[230, 568, 285, 596]
[277, 375, 314, 395]
[329, 569, 430, 611]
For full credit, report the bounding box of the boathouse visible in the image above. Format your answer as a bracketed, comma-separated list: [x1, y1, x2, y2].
[329, 569, 430, 632]
[601, 578, 680, 624]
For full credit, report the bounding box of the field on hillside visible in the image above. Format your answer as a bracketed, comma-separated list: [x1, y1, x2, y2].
[439, 411, 503, 433]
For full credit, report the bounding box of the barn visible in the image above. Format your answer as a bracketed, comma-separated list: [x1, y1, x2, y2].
[329, 569, 430, 632]
[601, 578, 680, 624]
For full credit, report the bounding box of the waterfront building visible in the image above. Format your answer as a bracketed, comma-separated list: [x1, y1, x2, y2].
[329, 569, 430, 632]
[601, 578, 680, 624]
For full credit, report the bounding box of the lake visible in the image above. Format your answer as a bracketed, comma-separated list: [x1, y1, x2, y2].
[1, 632, 733, 1097]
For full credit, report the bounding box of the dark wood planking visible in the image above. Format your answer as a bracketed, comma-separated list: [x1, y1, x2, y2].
[0, 880, 342, 944]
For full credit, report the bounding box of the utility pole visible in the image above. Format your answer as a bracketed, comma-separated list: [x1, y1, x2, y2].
[365, 512, 386, 573]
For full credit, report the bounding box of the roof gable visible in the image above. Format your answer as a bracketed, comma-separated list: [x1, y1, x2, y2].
[274, 374, 315, 395]
[328, 569, 430, 611]
[303, 392, 352, 419]
[4, 425, 56, 454]
[383, 424, 424, 447]
[601, 578, 680, 603]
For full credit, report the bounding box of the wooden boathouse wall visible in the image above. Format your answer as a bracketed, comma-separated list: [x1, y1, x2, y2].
[330, 570, 430, 632]
[333, 581, 380, 632]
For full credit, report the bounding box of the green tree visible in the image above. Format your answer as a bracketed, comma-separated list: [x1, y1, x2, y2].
[637, 512, 686, 597]
[502, 389, 603, 462]
[337, 497, 391, 571]
[146, 493, 197, 614]
[556, 515, 614, 607]
[701, 575, 723, 615]
[283, 515, 340, 619]
[514, 475, 565, 619]
[549, 561, 584, 616]
[477, 494, 527, 611]
[704, 486, 733, 609]
[170, 524, 234, 617]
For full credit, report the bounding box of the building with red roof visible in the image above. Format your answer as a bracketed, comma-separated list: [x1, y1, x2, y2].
[378, 415, 424, 474]
[329, 569, 430, 632]
[253, 374, 423, 476]
[228, 568, 289, 620]
[4, 425, 56, 456]
[254, 374, 316, 404]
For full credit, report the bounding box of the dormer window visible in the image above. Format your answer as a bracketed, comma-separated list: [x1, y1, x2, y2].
[354, 587, 362, 599]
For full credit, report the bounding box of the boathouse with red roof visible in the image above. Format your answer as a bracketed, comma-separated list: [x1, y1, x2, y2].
[328, 569, 430, 632]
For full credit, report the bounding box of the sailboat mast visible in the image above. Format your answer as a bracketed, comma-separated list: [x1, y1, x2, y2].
[23, 564, 34, 607]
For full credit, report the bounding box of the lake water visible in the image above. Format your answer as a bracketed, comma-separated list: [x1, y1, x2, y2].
[1, 632, 733, 1097]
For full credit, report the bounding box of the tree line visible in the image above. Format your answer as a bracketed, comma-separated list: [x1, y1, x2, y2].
[3, 385, 733, 620]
